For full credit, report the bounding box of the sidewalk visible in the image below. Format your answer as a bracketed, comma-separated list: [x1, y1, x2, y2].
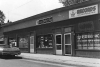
[19, 53, 100, 67]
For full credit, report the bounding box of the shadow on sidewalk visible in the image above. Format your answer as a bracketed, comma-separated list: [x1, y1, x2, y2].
[0, 55, 22, 60]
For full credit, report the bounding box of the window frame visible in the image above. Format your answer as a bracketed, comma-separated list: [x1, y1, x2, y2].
[76, 32, 100, 50]
[36, 34, 53, 48]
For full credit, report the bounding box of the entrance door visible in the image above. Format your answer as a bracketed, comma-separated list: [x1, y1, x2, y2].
[30, 36, 34, 53]
[55, 34, 62, 55]
[64, 33, 72, 55]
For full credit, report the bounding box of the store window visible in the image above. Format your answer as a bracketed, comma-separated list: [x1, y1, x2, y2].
[19, 37, 28, 48]
[36, 34, 53, 48]
[88, 33, 94, 49]
[94, 33, 100, 50]
[76, 32, 100, 50]
[56, 35, 61, 44]
[0, 38, 4, 45]
[9, 38, 17, 47]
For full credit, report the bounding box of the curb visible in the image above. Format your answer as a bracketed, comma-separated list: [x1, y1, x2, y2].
[20, 56, 88, 67]
[18, 55, 100, 67]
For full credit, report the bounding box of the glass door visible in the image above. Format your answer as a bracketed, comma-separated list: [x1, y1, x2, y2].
[55, 34, 62, 55]
[64, 33, 72, 55]
[30, 36, 34, 53]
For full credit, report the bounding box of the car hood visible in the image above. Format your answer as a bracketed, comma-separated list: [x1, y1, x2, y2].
[3, 47, 20, 52]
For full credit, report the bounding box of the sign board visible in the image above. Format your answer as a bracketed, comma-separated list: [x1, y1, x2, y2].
[64, 27, 71, 32]
[78, 21, 94, 32]
[36, 17, 53, 25]
[69, 4, 98, 19]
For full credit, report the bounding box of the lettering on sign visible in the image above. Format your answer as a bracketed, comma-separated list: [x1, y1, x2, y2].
[69, 4, 98, 18]
[36, 17, 53, 25]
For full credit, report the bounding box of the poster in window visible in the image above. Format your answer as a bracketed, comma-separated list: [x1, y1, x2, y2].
[88, 39, 93, 47]
[82, 34, 87, 39]
[94, 39, 100, 46]
[82, 40, 87, 46]
[88, 33, 93, 38]
[77, 40, 81, 46]
[94, 47, 100, 50]
[82, 40, 88, 49]
[77, 34, 82, 49]
[88, 39, 93, 49]
[19, 38, 28, 48]
[88, 47, 94, 49]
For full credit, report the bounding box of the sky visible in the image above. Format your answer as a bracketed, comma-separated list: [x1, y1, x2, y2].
[0, 0, 63, 23]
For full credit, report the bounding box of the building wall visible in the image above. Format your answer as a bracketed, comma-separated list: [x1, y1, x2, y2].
[3, 0, 100, 32]
[2, 0, 100, 58]
[3, 11, 69, 32]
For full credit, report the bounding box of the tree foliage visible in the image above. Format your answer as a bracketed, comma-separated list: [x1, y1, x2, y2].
[0, 10, 5, 24]
[59, 0, 90, 7]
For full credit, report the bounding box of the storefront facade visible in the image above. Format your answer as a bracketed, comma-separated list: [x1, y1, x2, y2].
[2, 0, 100, 58]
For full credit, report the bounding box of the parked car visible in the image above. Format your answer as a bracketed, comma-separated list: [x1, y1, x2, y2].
[0, 45, 21, 57]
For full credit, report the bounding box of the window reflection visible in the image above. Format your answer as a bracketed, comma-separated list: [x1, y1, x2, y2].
[9, 38, 17, 47]
[19, 37, 28, 48]
[56, 35, 61, 44]
[76, 32, 100, 50]
[0, 38, 5, 45]
[36, 34, 53, 48]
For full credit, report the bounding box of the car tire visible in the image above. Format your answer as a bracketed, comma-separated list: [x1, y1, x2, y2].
[0, 55, 2, 58]
[11, 55, 15, 57]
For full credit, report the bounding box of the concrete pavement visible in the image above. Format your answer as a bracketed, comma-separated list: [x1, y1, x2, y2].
[19, 53, 100, 67]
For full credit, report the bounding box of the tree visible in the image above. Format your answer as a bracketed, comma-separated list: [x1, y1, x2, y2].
[59, 0, 67, 6]
[7, 20, 12, 23]
[59, 0, 90, 7]
[0, 10, 5, 24]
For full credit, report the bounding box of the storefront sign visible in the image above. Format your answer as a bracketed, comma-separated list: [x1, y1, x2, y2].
[69, 4, 98, 18]
[78, 21, 94, 31]
[64, 27, 71, 32]
[60, 0, 90, 6]
[36, 17, 53, 25]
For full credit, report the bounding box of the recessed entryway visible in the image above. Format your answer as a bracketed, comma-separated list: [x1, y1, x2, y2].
[64, 33, 72, 55]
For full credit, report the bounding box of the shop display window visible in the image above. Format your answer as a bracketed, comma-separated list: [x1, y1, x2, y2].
[77, 34, 82, 49]
[94, 33, 100, 50]
[88, 33, 94, 49]
[36, 34, 53, 48]
[76, 32, 100, 50]
[19, 37, 28, 48]
[9, 38, 17, 47]
[0, 38, 4, 45]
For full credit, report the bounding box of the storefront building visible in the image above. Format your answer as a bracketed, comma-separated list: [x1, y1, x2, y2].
[2, 0, 100, 58]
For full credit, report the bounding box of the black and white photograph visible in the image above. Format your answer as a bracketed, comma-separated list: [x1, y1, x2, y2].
[0, 0, 100, 67]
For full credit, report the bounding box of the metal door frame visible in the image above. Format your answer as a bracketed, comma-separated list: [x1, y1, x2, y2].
[55, 34, 62, 55]
[30, 36, 34, 53]
[64, 33, 72, 55]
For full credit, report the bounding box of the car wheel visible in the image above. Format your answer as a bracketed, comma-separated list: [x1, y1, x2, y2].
[1, 55, 6, 58]
[0, 55, 2, 58]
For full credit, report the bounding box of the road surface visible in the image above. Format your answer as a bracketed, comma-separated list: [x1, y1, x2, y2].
[0, 56, 89, 67]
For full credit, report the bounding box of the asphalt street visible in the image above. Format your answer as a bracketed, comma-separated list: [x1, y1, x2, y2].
[0, 56, 90, 67]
